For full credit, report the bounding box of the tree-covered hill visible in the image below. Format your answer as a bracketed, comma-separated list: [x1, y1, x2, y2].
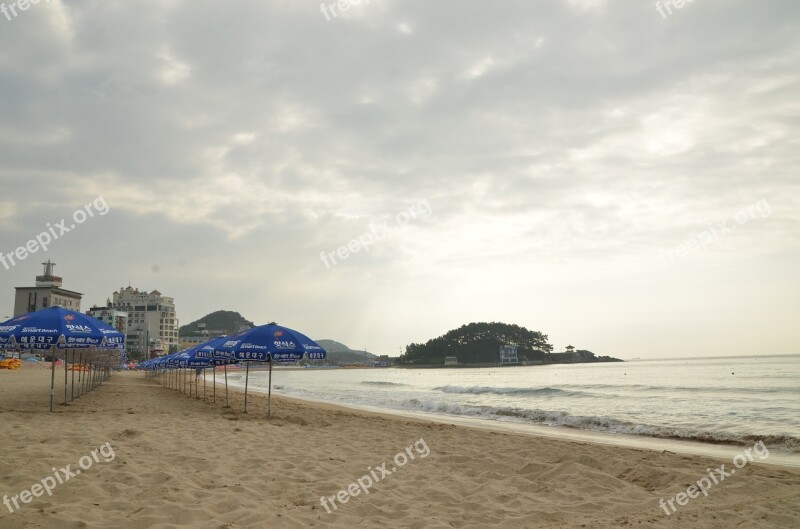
[179, 310, 254, 337]
[398, 322, 552, 365]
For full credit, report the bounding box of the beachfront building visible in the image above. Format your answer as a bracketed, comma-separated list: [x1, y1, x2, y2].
[87, 304, 129, 335]
[179, 322, 232, 349]
[111, 286, 179, 357]
[13, 260, 83, 317]
[178, 335, 208, 350]
[499, 344, 519, 365]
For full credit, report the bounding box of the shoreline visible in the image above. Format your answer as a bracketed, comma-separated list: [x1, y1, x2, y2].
[217, 375, 800, 469]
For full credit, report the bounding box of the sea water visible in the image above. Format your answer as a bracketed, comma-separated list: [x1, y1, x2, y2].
[227, 355, 800, 461]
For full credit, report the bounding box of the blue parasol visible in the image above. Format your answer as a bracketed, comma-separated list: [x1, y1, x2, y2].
[213, 323, 326, 415]
[176, 350, 213, 399]
[0, 307, 125, 411]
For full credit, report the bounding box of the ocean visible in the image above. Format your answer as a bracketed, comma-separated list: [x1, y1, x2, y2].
[225, 355, 800, 463]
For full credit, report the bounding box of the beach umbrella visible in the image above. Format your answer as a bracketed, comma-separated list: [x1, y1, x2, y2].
[163, 353, 181, 391]
[175, 350, 213, 399]
[213, 323, 326, 415]
[189, 353, 212, 400]
[183, 336, 229, 403]
[0, 307, 125, 411]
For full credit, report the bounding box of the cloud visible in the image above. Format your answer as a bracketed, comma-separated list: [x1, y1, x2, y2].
[0, 0, 798, 357]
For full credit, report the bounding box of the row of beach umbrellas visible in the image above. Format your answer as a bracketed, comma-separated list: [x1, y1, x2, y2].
[0, 306, 126, 411]
[0, 307, 326, 416]
[139, 324, 327, 415]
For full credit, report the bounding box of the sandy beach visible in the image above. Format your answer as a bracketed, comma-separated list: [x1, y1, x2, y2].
[1, 364, 799, 529]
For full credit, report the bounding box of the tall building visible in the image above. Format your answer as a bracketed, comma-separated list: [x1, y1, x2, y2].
[87, 303, 129, 335]
[13, 260, 83, 316]
[111, 286, 179, 357]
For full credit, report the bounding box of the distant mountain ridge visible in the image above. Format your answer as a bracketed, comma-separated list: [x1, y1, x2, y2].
[179, 310, 254, 337]
[316, 339, 377, 364]
[179, 314, 377, 364]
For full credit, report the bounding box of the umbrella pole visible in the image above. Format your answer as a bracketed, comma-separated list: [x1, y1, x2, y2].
[49, 346, 56, 412]
[268, 357, 273, 417]
[71, 350, 76, 401]
[213, 364, 216, 402]
[196, 369, 199, 399]
[244, 361, 249, 413]
[78, 351, 84, 398]
[80, 353, 85, 396]
[224, 364, 229, 408]
[64, 349, 69, 405]
[203, 368, 206, 401]
[75, 352, 81, 398]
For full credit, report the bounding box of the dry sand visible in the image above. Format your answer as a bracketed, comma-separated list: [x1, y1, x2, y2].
[1, 364, 799, 529]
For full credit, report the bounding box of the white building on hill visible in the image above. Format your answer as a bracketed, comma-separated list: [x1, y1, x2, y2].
[111, 286, 178, 357]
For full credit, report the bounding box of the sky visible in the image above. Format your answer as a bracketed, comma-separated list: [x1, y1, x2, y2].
[0, 0, 798, 359]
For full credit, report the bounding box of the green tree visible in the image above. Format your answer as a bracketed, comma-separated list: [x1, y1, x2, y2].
[398, 322, 552, 365]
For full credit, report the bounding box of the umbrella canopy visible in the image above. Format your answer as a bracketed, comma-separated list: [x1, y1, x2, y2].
[175, 350, 213, 368]
[212, 323, 326, 415]
[214, 323, 326, 363]
[0, 307, 125, 411]
[0, 307, 125, 350]
[184, 336, 230, 359]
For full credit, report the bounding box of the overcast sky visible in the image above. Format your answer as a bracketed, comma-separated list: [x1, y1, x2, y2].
[1, 0, 798, 359]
